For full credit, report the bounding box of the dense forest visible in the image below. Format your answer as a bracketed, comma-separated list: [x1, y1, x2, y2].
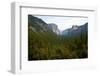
[28, 15, 88, 61]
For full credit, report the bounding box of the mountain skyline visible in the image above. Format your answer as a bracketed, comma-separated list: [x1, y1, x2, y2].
[29, 15, 88, 35]
[34, 15, 88, 32]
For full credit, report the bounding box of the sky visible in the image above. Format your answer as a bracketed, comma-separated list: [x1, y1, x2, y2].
[34, 15, 88, 31]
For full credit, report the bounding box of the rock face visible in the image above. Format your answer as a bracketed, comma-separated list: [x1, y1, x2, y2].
[28, 15, 50, 32]
[48, 23, 60, 35]
[62, 23, 88, 37]
[28, 15, 60, 35]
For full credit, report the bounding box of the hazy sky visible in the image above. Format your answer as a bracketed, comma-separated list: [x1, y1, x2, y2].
[34, 15, 88, 31]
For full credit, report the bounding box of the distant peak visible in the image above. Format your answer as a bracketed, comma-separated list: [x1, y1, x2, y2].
[72, 25, 78, 30]
[48, 23, 60, 35]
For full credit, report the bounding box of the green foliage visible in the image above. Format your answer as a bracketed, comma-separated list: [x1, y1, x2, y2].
[28, 27, 88, 60]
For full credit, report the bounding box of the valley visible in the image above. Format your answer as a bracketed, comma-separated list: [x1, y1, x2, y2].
[28, 15, 88, 60]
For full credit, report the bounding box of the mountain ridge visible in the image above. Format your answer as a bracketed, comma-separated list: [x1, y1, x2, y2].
[61, 23, 88, 36]
[28, 15, 88, 37]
